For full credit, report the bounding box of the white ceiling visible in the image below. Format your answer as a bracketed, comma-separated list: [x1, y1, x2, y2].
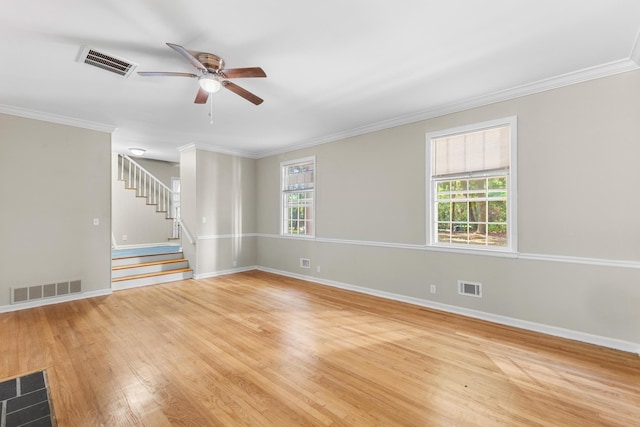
[1, 1, 639, 161]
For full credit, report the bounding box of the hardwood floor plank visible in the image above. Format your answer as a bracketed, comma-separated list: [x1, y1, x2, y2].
[1, 270, 639, 426]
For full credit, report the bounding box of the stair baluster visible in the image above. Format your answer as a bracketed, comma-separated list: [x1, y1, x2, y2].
[118, 154, 181, 240]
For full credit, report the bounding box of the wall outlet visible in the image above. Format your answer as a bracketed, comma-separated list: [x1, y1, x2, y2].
[430, 284, 437, 294]
[92, 218, 100, 226]
[122, 234, 127, 241]
[232, 260, 237, 267]
[202, 216, 207, 223]
[316, 265, 321, 273]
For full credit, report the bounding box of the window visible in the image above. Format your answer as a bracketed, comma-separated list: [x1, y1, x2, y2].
[281, 157, 315, 236]
[428, 117, 516, 251]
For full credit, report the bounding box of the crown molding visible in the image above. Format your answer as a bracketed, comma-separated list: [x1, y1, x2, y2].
[176, 143, 197, 153]
[0, 104, 117, 133]
[254, 58, 640, 159]
[3, 56, 638, 161]
[177, 142, 256, 159]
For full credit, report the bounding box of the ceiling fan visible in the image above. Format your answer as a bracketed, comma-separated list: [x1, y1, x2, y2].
[138, 43, 266, 105]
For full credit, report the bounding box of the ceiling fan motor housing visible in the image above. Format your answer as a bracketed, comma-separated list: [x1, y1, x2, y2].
[198, 53, 224, 73]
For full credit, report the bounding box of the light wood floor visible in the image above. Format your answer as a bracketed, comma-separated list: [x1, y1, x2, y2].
[1, 271, 639, 426]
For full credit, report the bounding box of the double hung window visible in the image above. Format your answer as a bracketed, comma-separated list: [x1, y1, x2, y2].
[281, 157, 315, 236]
[428, 118, 516, 250]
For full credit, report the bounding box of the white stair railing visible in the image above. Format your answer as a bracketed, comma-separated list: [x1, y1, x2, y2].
[178, 218, 195, 246]
[118, 154, 181, 240]
[119, 155, 172, 213]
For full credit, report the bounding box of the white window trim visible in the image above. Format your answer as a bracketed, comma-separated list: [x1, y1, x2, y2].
[426, 116, 518, 253]
[280, 156, 316, 237]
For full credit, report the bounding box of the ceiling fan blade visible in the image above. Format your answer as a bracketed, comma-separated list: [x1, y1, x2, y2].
[137, 71, 198, 77]
[166, 43, 208, 72]
[219, 67, 267, 79]
[194, 88, 209, 104]
[222, 81, 264, 105]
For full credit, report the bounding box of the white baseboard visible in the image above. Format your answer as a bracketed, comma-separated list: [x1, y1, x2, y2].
[0, 289, 113, 313]
[256, 266, 640, 355]
[194, 265, 257, 280]
[3, 266, 637, 356]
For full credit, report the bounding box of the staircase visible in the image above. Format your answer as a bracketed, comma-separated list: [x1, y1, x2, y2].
[112, 154, 194, 289]
[112, 247, 193, 290]
[117, 154, 181, 241]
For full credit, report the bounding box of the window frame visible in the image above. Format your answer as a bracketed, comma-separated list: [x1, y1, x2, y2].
[426, 116, 517, 253]
[280, 156, 316, 237]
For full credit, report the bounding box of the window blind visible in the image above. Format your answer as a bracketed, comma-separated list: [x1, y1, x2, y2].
[432, 125, 510, 178]
[283, 161, 314, 191]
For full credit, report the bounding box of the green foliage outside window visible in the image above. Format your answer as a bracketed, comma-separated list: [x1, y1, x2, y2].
[435, 176, 507, 246]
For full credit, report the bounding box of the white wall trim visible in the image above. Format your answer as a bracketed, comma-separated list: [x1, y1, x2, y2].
[3, 265, 636, 354]
[256, 233, 640, 269]
[3, 60, 638, 161]
[517, 252, 640, 269]
[114, 59, 640, 161]
[0, 104, 117, 133]
[0, 289, 113, 314]
[256, 266, 640, 355]
[176, 142, 196, 153]
[253, 59, 640, 159]
[194, 265, 256, 280]
[197, 233, 258, 240]
[177, 142, 255, 159]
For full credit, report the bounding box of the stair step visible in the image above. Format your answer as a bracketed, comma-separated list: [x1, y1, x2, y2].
[112, 258, 187, 271]
[112, 251, 183, 267]
[112, 267, 192, 282]
[112, 268, 193, 291]
[112, 260, 189, 279]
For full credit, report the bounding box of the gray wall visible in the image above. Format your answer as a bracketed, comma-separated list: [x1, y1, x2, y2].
[135, 157, 180, 187]
[180, 148, 257, 277]
[0, 114, 112, 306]
[2, 70, 638, 351]
[180, 148, 198, 271]
[111, 154, 177, 247]
[256, 70, 640, 347]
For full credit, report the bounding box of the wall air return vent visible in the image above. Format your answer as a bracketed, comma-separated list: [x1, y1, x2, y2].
[79, 46, 137, 77]
[11, 280, 81, 304]
[458, 280, 482, 298]
[299, 258, 311, 269]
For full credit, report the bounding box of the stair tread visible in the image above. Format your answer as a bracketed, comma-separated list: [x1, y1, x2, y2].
[112, 267, 192, 282]
[112, 251, 183, 261]
[112, 258, 188, 271]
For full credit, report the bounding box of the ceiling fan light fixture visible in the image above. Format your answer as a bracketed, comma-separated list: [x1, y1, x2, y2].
[199, 75, 222, 93]
[129, 148, 146, 156]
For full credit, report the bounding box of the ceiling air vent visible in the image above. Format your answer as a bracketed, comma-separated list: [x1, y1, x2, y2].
[79, 46, 137, 77]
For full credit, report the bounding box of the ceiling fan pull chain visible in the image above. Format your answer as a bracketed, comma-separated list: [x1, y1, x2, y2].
[209, 95, 214, 124]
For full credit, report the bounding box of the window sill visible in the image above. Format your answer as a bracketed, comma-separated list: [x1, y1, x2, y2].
[427, 244, 518, 258]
